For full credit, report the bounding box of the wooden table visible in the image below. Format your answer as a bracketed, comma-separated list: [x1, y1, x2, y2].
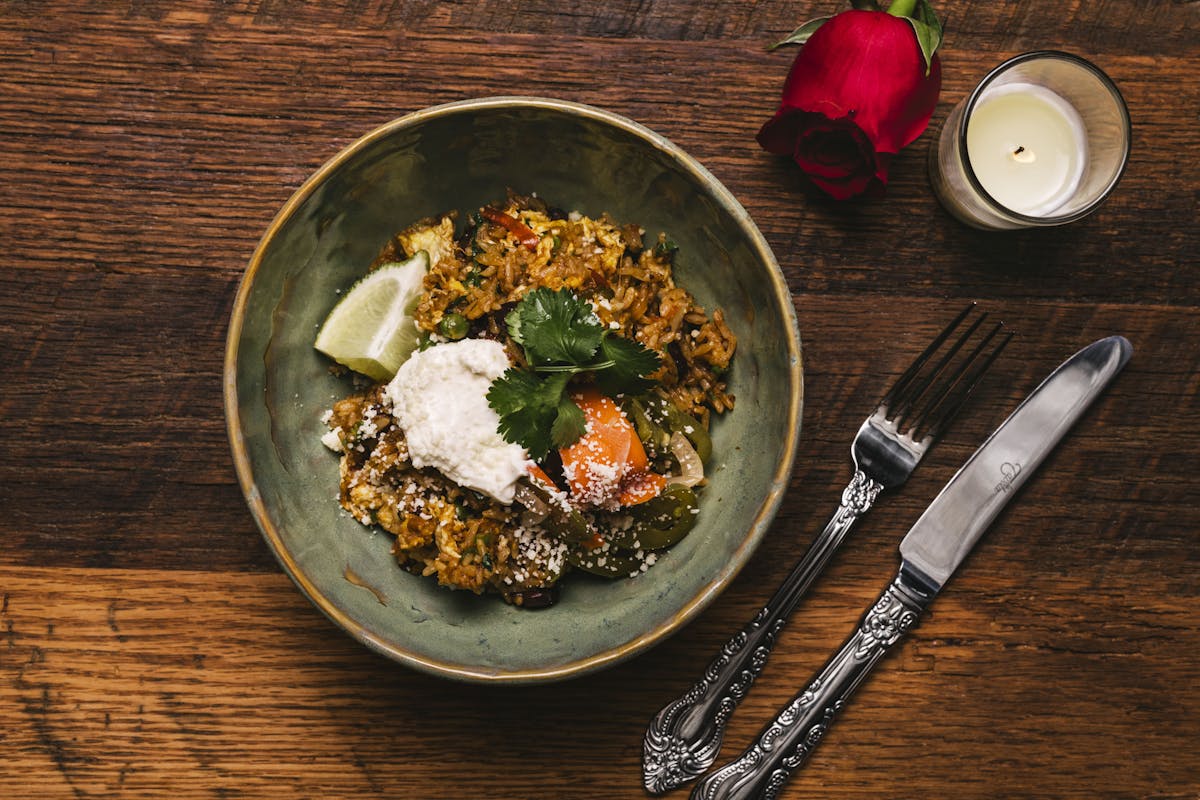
[3, 3, 1197, 798]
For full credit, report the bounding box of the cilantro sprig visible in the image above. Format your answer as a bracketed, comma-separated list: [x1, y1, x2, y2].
[487, 288, 661, 459]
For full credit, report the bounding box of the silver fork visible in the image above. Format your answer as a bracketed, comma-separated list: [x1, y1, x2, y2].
[642, 304, 1011, 795]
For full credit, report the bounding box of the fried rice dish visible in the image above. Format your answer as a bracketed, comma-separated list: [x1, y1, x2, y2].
[319, 192, 736, 607]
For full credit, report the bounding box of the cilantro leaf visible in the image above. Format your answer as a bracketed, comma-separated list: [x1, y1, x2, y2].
[489, 289, 667, 457]
[515, 287, 604, 366]
[594, 335, 661, 396]
[551, 394, 587, 449]
[505, 305, 525, 346]
[487, 369, 572, 459]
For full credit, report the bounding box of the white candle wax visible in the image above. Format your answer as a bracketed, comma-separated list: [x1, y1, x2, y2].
[966, 83, 1087, 216]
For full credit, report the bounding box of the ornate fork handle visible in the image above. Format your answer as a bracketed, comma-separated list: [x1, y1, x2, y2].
[690, 568, 934, 800]
[642, 471, 885, 794]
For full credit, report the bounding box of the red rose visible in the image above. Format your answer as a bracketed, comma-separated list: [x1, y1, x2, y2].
[757, 5, 943, 200]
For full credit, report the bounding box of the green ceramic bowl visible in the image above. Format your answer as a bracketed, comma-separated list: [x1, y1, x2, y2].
[224, 97, 803, 683]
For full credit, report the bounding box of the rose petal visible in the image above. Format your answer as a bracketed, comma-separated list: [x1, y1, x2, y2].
[755, 108, 808, 156]
[779, 10, 941, 153]
[770, 111, 878, 200]
[791, 114, 877, 180]
[808, 153, 890, 201]
[808, 172, 872, 200]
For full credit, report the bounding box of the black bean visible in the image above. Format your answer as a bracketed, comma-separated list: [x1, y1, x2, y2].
[514, 587, 559, 609]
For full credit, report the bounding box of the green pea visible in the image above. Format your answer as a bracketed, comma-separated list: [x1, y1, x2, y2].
[439, 312, 469, 340]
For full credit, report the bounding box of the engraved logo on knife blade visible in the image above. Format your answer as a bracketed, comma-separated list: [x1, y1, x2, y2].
[994, 462, 1021, 494]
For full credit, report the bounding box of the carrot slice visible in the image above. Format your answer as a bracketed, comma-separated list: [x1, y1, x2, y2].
[559, 387, 664, 507]
[527, 463, 558, 491]
[619, 471, 669, 507]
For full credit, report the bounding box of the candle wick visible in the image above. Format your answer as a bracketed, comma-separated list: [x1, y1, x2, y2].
[1011, 145, 1036, 164]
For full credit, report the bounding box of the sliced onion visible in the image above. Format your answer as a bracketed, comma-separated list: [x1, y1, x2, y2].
[513, 481, 551, 526]
[667, 431, 704, 487]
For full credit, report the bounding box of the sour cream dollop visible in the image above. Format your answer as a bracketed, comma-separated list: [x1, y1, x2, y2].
[384, 338, 530, 504]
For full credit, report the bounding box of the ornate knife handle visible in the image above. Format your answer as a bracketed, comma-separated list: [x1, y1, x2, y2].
[642, 472, 885, 794]
[689, 568, 934, 800]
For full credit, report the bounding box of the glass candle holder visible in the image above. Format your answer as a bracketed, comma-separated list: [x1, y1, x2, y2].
[929, 51, 1131, 230]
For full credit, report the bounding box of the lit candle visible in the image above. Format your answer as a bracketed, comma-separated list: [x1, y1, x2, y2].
[966, 84, 1086, 216]
[928, 51, 1130, 230]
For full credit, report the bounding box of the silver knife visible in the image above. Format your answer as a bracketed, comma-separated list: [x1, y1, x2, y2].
[690, 335, 1132, 800]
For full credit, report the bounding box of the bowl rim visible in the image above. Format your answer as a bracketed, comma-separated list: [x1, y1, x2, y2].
[223, 95, 804, 683]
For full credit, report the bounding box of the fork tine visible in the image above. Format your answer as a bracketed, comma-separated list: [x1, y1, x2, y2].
[890, 310, 990, 427]
[880, 302, 975, 411]
[881, 303, 1013, 441]
[912, 321, 1001, 424]
[916, 325, 1014, 439]
[642, 305, 1012, 793]
[896, 314, 994, 429]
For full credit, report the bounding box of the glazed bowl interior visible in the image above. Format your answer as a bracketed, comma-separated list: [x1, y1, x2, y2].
[225, 97, 803, 683]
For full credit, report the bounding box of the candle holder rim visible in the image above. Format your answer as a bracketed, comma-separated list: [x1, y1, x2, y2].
[956, 49, 1132, 227]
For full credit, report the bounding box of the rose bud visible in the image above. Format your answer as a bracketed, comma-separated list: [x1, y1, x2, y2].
[757, 1, 943, 200]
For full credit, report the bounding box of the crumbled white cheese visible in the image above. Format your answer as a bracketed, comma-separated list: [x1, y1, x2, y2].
[321, 428, 344, 452]
[384, 339, 530, 504]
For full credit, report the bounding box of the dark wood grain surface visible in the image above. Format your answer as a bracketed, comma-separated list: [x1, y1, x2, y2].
[2, 2, 1197, 798]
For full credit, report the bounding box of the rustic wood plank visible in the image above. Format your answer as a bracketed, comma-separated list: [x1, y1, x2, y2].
[6, 1, 1190, 53]
[2, 294, 1196, 573]
[1, 1, 1197, 797]
[0, 27, 1193, 303]
[1, 565, 1195, 799]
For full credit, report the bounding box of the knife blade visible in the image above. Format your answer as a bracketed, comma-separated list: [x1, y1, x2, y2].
[690, 336, 1132, 800]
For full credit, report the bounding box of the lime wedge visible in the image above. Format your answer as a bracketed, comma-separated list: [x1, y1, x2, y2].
[314, 251, 430, 381]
